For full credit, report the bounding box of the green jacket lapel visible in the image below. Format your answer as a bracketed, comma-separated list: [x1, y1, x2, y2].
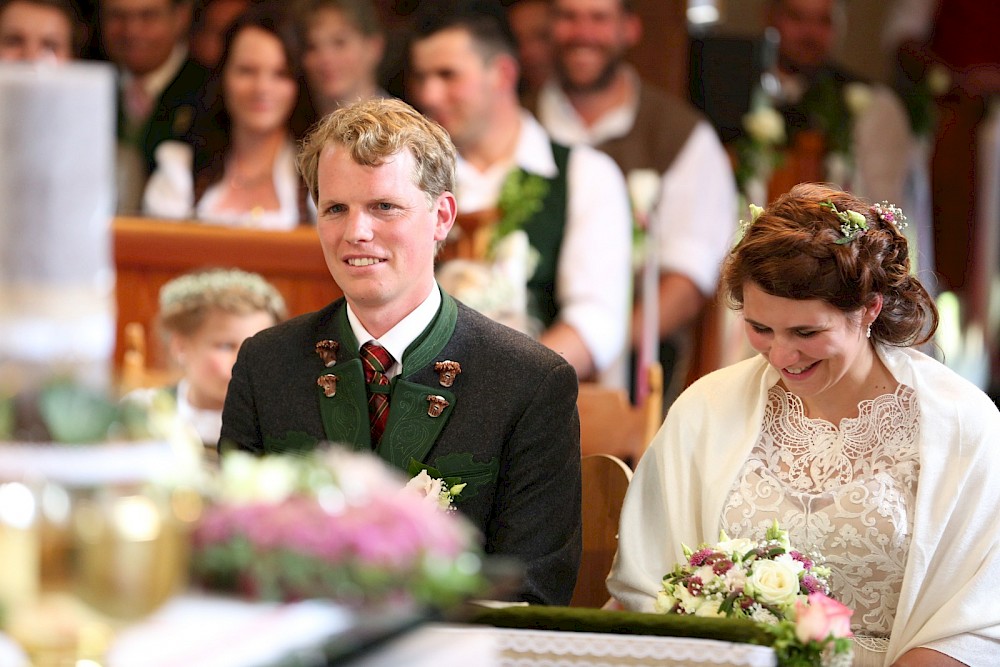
[378, 289, 459, 468]
[316, 309, 371, 450]
[317, 359, 370, 451]
[316, 289, 460, 467]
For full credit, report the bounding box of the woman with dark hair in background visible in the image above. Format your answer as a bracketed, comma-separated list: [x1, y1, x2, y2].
[143, 0, 314, 228]
[609, 183, 1000, 666]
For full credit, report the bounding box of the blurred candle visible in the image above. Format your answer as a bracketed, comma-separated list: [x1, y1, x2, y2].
[0, 62, 116, 392]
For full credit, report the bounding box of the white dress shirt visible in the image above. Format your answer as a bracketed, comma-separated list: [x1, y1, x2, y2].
[142, 139, 310, 229]
[537, 76, 737, 297]
[454, 111, 632, 379]
[346, 285, 441, 379]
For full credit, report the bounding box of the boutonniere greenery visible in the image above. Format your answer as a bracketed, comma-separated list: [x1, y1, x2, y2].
[405, 460, 466, 512]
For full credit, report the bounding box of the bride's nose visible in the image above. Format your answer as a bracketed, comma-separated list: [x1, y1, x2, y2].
[768, 337, 799, 369]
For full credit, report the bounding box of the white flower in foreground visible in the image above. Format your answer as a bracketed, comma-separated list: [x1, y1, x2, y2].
[716, 536, 755, 560]
[750, 605, 779, 625]
[774, 553, 806, 576]
[747, 559, 801, 608]
[724, 566, 747, 591]
[654, 588, 678, 613]
[695, 600, 727, 618]
[219, 452, 299, 504]
[404, 469, 463, 511]
[675, 584, 706, 614]
[743, 106, 785, 145]
[405, 469, 446, 503]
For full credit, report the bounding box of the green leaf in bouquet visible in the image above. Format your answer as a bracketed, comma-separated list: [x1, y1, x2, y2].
[37, 380, 118, 444]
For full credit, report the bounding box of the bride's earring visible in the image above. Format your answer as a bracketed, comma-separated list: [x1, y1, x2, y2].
[866, 323, 872, 339]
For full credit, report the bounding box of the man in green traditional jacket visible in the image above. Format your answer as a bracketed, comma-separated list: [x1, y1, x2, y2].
[220, 97, 582, 606]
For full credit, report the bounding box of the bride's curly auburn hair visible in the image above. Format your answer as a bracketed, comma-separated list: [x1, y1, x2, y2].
[722, 183, 938, 346]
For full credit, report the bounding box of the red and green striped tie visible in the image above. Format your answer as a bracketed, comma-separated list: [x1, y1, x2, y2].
[360, 341, 393, 447]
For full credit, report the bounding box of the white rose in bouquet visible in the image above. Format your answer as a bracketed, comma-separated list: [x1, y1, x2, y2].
[747, 559, 802, 608]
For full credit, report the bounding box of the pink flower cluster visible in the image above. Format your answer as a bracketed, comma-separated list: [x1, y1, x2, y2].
[195, 492, 468, 569]
[190, 449, 483, 607]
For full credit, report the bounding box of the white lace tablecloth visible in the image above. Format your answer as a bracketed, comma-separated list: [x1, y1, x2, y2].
[0, 606, 778, 667]
[354, 624, 777, 667]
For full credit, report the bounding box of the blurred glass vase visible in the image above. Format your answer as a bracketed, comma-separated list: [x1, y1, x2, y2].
[0, 431, 202, 663]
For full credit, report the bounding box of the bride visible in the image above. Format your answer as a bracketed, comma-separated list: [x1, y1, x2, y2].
[608, 184, 1000, 667]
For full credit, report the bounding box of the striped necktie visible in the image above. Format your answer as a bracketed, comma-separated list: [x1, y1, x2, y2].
[360, 341, 393, 447]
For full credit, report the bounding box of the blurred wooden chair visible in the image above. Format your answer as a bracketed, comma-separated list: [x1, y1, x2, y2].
[577, 362, 662, 465]
[117, 322, 178, 394]
[569, 453, 633, 608]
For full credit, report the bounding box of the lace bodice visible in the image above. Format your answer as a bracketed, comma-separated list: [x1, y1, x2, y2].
[722, 384, 920, 662]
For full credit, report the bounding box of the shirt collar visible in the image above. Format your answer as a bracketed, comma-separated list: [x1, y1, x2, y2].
[121, 44, 188, 99]
[345, 284, 441, 376]
[454, 110, 557, 212]
[538, 65, 641, 146]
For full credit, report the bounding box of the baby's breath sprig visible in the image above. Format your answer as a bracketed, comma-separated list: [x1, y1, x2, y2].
[820, 199, 868, 244]
[735, 203, 765, 245]
[870, 201, 908, 231]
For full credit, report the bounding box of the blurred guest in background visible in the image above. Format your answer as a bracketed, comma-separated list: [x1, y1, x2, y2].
[133, 268, 286, 451]
[408, 1, 632, 386]
[767, 0, 914, 211]
[188, 0, 248, 68]
[0, 0, 79, 61]
[143, 1, 314, 227]
[100, 0, 209, 213]
[297, 0, 386, 117]
[506, 0, 552, 104]
[536, 0, 735, 400]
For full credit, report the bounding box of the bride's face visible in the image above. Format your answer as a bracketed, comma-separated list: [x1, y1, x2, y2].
[742, 282, 875, 403]
[223, 26, 298, 136]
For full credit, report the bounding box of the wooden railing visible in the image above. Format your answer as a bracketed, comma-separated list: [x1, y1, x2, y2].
[113, 217, 341, 371]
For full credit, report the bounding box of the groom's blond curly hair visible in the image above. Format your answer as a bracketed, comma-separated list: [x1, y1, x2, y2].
[296, 98, 457, 210]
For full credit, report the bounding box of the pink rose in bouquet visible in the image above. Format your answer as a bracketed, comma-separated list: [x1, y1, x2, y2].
[794, 593, 853, 644]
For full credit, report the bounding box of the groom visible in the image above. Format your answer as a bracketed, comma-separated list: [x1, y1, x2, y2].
[220, 98, 582, 606]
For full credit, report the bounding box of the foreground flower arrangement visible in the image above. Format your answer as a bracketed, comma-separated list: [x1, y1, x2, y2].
[191, 449, 486, 610]
[656, 521, 853, 666]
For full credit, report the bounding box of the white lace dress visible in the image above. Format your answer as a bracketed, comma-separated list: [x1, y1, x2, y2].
[721, 384, 920, 667]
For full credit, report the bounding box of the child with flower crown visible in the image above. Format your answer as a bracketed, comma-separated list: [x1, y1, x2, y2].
[609, 184, 1000, 667]
[131, 269, 286, 453]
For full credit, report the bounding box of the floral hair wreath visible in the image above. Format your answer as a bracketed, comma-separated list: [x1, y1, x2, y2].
[737, 199, 909, 247]
[159, 268, 284, 311]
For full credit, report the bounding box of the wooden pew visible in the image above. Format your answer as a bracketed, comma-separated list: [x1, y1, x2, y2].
[113, 217, 341, 373]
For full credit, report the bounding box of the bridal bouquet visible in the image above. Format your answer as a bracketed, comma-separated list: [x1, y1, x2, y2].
[656, 521, 853, 666]
[191, 448, 485, 609]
